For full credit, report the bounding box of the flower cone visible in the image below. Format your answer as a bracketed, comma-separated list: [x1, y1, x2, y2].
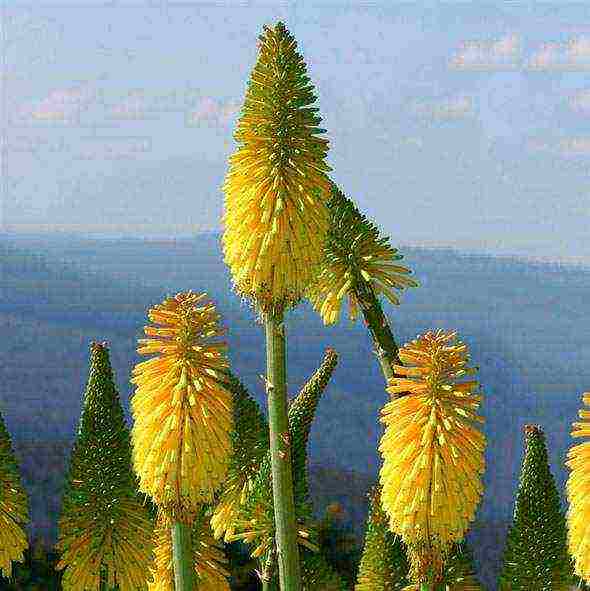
[221, 21, 332, 316]
[306, 181, 418, 326]
[55, 341, 154, 591]
[566, 393, 590, 585]
[378, 329, 486, 585]
[130, 291, 233, 521]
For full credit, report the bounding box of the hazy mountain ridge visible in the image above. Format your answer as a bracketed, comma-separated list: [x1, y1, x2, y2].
[2, 232, 590, 590]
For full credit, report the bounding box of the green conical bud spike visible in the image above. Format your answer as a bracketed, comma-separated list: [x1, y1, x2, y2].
[436, 541, 484, 590]
[288, 348, 338, 512]
[231, 349, 339, 589]
[210, 370, 270, 542]
[55, 341, 155, 591]
[261, 545, 347, 591]
[246, 348, 338, 520]
[299, 545, 348, 591]
[498, 424, 574, 590]
[0, 406, 29, 580]
[355, 484, 410, 591]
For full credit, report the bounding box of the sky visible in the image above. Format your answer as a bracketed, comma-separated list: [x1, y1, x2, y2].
[2, 1, 590, 264]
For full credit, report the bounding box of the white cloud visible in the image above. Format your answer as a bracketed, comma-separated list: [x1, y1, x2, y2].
[449, 34, 521, 71]
[13, 84, 96, 125]
[527, 136, 590, 156]
[411, 94, 475, 120]
[185, 97, 240, 127]
[568, 89, 590, 113]
[527, 37, 590, 71]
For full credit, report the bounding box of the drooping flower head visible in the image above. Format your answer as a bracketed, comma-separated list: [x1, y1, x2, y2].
[378, 329, 486, 584]
[305, 182, 418, 325]
[222, 21, 332, 316]
[148, 508, 231, 591]
[566, 391, 590, 584]
[130, 291, 233, 521]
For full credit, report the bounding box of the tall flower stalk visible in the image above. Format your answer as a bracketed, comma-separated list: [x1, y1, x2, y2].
[130, 291, 234, 591]
[306, 183, 485, 587]
[221, 20, 332, 591]
[305, 181, 418, 383]
[0, 405, 29, 582]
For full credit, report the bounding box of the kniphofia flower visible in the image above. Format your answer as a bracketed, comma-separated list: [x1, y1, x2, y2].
[130, 291, 233, 521]
[499, 424, 572, 590]
[378, 330, 486, 584]
[55, 342, 154, 591]
[566, 391, 590, 584]
[221, 21, 333, 315]
[305, 182, 418, 326]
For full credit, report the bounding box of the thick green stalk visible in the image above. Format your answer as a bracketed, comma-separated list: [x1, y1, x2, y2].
[171, 520, 194, 591]
[351, 272, 403, 388]
[99, 569, 107, 591]
[264, 307, 302, 591]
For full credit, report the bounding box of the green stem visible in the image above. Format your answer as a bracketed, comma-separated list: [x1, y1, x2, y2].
[99, 564, 108, 591]
[352, 273, 402, 387]
[171, 520, 194, 591]
[264, 307, 302, 591]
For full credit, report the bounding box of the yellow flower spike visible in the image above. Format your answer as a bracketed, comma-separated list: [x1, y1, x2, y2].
[130, 291, 233, 521]
[566, 391, 590, 584]
[222, 21, 333, 316]
[378, 330, 486, 585]
[305, 181, 419, 326]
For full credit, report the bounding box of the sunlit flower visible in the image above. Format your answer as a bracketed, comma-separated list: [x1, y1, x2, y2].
[566, 391, 590, 583]
[222, 21, 332, 315]
[378, 329, 486, 584]
[130, 291, 233, 520]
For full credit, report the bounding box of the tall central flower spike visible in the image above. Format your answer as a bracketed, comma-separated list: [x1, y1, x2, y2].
[130, 291, 233, 521]
[221, 21, 332, 315]
[305, 181, 418, 326]
[378, 330, 486, 585]
[566, 391, 590, 585]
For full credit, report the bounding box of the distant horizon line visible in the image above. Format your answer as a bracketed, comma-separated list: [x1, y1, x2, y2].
[3, 229, 590, 271]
